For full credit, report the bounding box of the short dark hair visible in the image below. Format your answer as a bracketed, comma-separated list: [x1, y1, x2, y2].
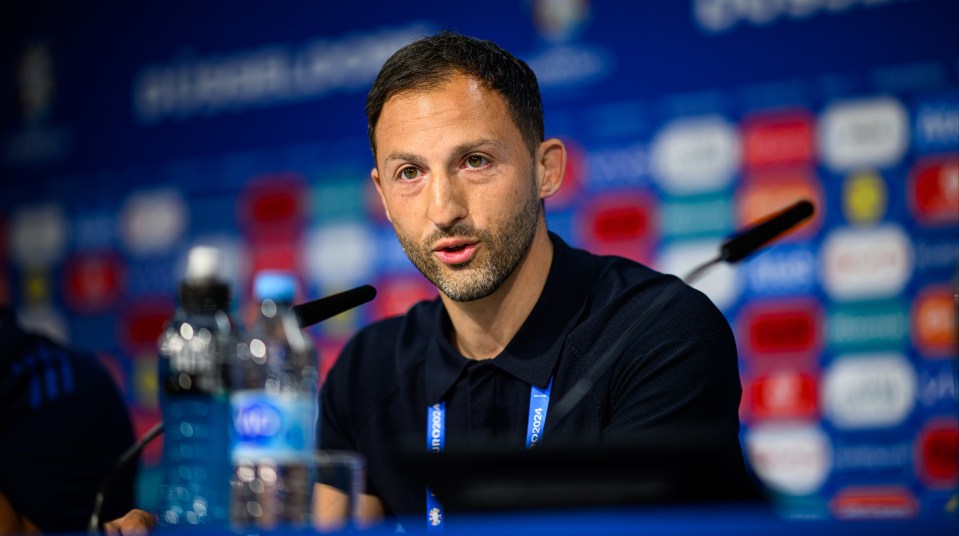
[366, 31, 544, 158]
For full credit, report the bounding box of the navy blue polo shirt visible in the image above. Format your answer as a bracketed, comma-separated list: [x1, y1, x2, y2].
[320, 233, 742, 516]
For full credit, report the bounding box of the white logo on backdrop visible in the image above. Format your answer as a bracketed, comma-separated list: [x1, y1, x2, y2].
[746, 423, 832, 495]
[823, 353, 917, 429]
[818, 97, 909, 171]
[120, 190, 188, 256]
[821, 224, 912, 301]
[651, 117, 739, 195]
[656, 239, 740, 310]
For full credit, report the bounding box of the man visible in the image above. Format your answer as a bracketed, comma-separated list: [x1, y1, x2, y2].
[314, 31, 744, 525]
[0, 306, 137, 534]
[107, 31, 743, 533]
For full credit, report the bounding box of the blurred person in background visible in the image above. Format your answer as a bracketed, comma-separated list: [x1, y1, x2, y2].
[107, 31, 746, 533]
[0, 306, 136, 533]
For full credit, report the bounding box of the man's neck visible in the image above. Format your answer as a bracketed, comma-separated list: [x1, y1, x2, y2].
[441, 224, 554, 360]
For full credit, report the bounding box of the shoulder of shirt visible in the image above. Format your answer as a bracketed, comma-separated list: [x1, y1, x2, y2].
[560, 241, 730, 346]
[333, 297, 442, 373]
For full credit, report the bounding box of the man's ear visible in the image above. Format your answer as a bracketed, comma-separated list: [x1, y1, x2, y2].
[370, 167, 392, 223]
[536, 138, 567, 200]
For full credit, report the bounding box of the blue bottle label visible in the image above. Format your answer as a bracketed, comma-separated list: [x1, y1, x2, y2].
[231, 391, 316, 463]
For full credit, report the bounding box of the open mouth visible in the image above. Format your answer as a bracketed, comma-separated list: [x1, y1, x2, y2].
[433, 240, 478, 265]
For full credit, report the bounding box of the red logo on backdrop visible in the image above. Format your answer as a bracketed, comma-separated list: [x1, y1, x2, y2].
[909, 156, 959, 225]
[317, 338, 346, 384]
[912, 285, 958, 358]
[829, 486, 918, 519]
[240, 173, 307, 241]
[742, 111, 814, 169]
[736, 169, 823, 240]
[131, 409, 163, 465]
[740, 299, 821, 357]
[249, 240, 299, 276]
[372, 275, 438, 321]
[917, 419, 959, 488]
[63, 252, 124, 313]
[578, 193, 656, 264]
[120, 298, 175, 353]
[747, 371, 818, 421]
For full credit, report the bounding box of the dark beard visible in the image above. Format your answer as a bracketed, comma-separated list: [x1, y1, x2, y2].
[395, 177, 540, 302]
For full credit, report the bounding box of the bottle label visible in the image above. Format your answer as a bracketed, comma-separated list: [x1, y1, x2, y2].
[230, 390, 316, 463]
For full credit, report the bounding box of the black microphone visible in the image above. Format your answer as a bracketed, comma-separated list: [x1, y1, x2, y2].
[719, 199, 815, 263]
[292, 284, 377, 328]
[548, 199, 816, 430]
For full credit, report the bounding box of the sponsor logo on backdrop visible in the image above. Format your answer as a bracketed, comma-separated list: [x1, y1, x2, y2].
[63, 252, 124, 313]
[693, 0, 918, 33]
[916, 419, 959, 488]
[914, 237, 959, 277]
[240, 173, 307, 240]
[578, 192, 657, 264]
[736, 168, 822, 239]
[819, 97, 908, 171]
[657, 240, 739, 311]
[744, 244, 816, 296]
[74, 212, 118, 250]
[310, 173, 368, 223]
[3, 41, 74, 167]
[742, 111, 814, 168]
[917, 363, 958, 408]
[740, 299, 821, 357]
[530, 0, 590, 43]
[651, 117, 739, 195]
[912, 285, 958, 357]
[305, 223, 375, 289]
[747, 370, 818, 421]
[821, 224, 912, 301]
[829, 486, 918, 519]
[660, 194, 732, 240]
[745, 424, 831, 495]
[583, 142, 649, 192]
[132, 24, 429, 124]
[909, 155, 959, 225]
[832, 441, 911, 474]
[120, 190, 187, 256]
[823, 353, 916, 430]
[120, 299, 175, 354]
[913, 95, 959, 154]
[372, 275, 437, 321]
[842, 170, 887, 226]
[826, 300, 909, 353]
[132, 352, 158, 410]
[525, 43, 613, 89]
[10, 203, 68, 267]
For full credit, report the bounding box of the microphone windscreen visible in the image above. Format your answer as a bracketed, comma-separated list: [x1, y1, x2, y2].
[292, 285, 377, 328]
[720, 200, 814, 263]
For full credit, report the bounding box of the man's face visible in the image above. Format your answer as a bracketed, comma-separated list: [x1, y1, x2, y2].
[371, 74, 542, 302]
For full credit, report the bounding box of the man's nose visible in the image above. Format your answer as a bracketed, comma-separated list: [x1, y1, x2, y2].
[427, 172, 468, 229]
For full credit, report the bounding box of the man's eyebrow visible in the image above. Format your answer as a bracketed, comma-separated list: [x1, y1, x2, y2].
[382, 139, 506, 168]
[383, 152, 423, 167]
[451, 138, 505, 156]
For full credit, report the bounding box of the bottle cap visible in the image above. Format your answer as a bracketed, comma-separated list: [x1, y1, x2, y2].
[253, 271, 297, 303]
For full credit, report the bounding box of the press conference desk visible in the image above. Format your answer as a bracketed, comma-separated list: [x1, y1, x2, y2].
[144, 505, 957, 535]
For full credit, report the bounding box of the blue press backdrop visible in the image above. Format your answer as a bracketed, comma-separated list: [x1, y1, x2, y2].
[2, 0, 957, 520]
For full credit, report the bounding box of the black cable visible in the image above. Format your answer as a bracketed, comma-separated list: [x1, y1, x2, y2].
[88, 421, 164, 535]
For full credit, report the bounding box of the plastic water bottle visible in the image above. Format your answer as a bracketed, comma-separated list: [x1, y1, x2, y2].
[230, 271, 318, 529]
[157, 246, 237, 527]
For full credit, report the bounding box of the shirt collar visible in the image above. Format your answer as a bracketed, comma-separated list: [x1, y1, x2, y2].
[421, 233, 594, 404]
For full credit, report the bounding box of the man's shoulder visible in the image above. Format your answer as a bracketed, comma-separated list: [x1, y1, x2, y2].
[337, 297, 441, 369]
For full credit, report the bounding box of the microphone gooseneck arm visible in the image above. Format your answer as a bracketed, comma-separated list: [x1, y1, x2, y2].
[547, 199, 815, 432]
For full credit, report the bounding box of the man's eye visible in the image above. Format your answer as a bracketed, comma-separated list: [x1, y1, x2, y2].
[465, 155, 487, 168]
[400, 168, 420, 180]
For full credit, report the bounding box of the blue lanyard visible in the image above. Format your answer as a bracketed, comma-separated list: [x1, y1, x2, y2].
[426, 378, 553, 530]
